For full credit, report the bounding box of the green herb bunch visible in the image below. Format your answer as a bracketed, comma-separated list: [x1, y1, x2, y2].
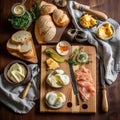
[8, 12, 31, 30]
[8, 3, 40, 30]
[29, 3, 40, 21]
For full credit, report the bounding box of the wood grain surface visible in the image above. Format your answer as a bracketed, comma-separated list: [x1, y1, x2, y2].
[0, 0, 120, 120]
[40, 45, 96, 113]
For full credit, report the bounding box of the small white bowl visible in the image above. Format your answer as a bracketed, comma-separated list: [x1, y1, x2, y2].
[56, 41, 71, 56]
[97, 22, 115, 40]
[45, 91, 66, 109]
[46, 69, 70, 88]
[79, 13, 98, 29]
[11, 3, 26, 17]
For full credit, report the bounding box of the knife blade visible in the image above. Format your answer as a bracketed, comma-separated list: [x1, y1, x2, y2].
[100, 59, 108, 112]
[68, 62, 80, 105]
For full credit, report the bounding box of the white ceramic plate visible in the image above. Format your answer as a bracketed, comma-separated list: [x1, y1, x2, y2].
[46, 69, 70, 88]
[56, 41, 71, 56]
[45, 91, 66, 109]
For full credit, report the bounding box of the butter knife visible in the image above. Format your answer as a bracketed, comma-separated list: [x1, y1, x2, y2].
[68, 62, 80, 105]
[20, 81, 32, 99]
[100, 59, 108, 112]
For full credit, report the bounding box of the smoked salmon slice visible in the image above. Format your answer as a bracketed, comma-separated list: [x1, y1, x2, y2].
[75, 66, 95, 101]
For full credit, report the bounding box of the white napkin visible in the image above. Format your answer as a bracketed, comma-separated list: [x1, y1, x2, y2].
[0, 64, 40, 114]
[68, 1, 120, 85]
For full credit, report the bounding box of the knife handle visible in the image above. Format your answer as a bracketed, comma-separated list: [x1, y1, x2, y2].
[82, 7, 108, 20]
[102, 88, 108, 112]
[20, 82, 32, 99]
[76, 93, 80, 105]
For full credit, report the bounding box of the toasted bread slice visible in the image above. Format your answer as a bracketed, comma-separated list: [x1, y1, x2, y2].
[11, 30, 32, 44]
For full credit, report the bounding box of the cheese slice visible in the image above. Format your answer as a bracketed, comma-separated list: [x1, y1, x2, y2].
[46, 58, 59, 69]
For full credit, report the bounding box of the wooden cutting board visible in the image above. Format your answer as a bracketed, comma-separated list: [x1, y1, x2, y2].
[40, 45, 96, 113]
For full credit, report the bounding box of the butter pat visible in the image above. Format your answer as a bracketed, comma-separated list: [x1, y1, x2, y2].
[7, 63, 27, 83]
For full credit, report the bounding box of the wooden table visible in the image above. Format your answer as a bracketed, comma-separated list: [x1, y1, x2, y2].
[0, 0, 120, 120]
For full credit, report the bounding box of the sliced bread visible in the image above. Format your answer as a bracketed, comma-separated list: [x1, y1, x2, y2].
[23, 46, 34, 59]
[11, 30, 32, 44]
[7, 39, 20, 52]
[8, 45, 38, 63]
[7, 39, 32, 54]
[7, 30, 38, 63]
[19, 41, 32, 53]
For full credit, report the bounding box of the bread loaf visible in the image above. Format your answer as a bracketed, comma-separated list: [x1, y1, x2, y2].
[35, 15, 56, 43]
[52, 9, 70, 27]
[7, 30, 38, 63]
[40, 1, 57, 15]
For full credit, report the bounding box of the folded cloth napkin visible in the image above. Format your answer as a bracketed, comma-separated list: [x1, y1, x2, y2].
[0, 64, 40, 114]
[68, 1, 120, 85]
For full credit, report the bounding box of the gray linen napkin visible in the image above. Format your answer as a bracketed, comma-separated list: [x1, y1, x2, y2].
[68, 1, 120, 85]
[0, 64, 40, 114]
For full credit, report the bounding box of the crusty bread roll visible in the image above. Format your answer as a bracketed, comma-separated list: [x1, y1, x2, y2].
[52, 9, 70, 27]
[7, 30, 38, 63]
[35, 15, 56, 43]
[40, 1, 57, 15]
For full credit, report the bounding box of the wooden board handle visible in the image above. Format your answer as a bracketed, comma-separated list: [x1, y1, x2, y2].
[20, 82, 32, 99]
[82, 7, 108, 20]
[102, 88, 108, 112]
